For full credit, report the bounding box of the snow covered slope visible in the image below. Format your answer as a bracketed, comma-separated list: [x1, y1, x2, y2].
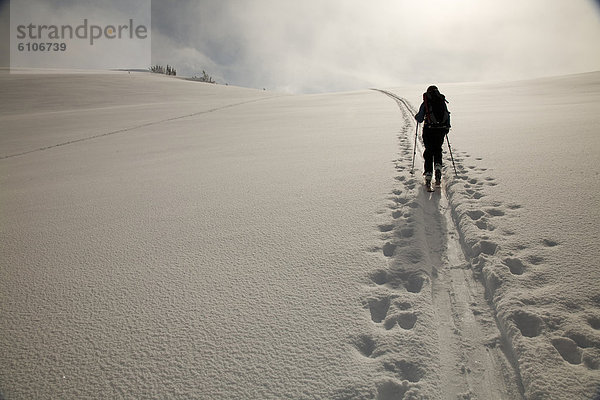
[386, 73, 600, 399]
[437, 74, 600, 400]
[1, 71, 599, 399]
[0, 72, 404, 399]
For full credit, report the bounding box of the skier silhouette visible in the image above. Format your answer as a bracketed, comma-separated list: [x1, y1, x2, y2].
[414, 85, 451, 186]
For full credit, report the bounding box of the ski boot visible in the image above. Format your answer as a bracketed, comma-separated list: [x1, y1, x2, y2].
[425, 172, 433, 191]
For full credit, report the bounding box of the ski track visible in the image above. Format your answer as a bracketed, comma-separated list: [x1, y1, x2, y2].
[0, 96, 280, 160]
[356, 89, 525, 399]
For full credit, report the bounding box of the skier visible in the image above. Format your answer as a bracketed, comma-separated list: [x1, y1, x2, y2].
[414, 85, 451, 187]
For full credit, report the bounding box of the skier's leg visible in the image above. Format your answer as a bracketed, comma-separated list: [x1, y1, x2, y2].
[422, 129, 434, 179]
[433, 130, 445, 167]
[433, 130, 446, 183]
[423, 147, 433, 174]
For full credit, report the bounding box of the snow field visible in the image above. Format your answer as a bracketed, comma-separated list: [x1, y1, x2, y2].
[1, 71, 599, 399]
[1, 72, 426, 399]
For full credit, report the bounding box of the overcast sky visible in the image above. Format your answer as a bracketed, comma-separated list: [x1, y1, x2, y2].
[3, 0, 600, 93]
[150, 0, 600, 93]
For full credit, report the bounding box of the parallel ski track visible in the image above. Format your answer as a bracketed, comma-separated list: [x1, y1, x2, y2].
[374, 88, 525, 399]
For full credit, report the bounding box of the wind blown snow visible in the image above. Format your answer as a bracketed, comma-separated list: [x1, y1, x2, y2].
[1, 70, 599, 399]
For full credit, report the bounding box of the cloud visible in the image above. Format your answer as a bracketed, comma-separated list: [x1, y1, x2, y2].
[4, 0, 599, 91]
[149, 0, 600, 92]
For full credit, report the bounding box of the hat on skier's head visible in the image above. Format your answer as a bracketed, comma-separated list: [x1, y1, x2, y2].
[427, 85, 439, 94]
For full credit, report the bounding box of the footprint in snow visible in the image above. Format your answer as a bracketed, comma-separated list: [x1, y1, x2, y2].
[527, 255, 545, 265]
[391, 210, 404, 219]
[383, 359, 424, 382]
[473, 240, 498, 256]
[405, 274, 425, 293]
[466, 210, 485, 220]
[378, 224, 395, 233]
[384, 312, 418, 331]
[510, 310, 544, 338]
[396, 301, 412, 310]
[376, 379, 409, 400]
[353, 334, 377, 358]
[369, 269, 425, 294]
[393, 197, 410, 205]
[475, 218, 495, 231]
[552, 337, 582, 365]
[542, 238, 559, 247]
[502, 257, 526, 275]
[588, 316, 600, 330]
[367, 295, 392, 324]
[382, 242, 397, 257]
[485, 208, 505, 217]
[370, 269, 389, 286]
[397, 227, 414, 239]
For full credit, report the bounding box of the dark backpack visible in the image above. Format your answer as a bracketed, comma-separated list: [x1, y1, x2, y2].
[423, 89, 450, 128]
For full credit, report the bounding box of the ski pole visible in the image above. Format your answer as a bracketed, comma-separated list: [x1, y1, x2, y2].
[446, 134, 458, 177]
[411, 123, 418, 173]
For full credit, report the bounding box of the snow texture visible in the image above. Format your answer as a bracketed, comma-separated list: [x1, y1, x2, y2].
[1, 70, 599, 399]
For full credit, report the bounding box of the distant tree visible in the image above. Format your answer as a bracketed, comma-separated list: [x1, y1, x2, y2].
[149, 64, 163, 74]
[191, 70, 216, 84]
[149, 64, 176, 76]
